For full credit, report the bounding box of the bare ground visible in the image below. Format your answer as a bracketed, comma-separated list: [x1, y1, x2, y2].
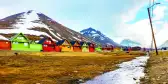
[0, 51, 146, 84]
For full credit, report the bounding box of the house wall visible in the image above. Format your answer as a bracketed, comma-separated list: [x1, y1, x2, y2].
[55, 46, 61, 52]
[89, 47, 95, 52]
[11, 42, 29, 51]
[42, 44, 55, 52]
[82, 46, 89, 52]
[61, 45, 73, 52]
[30, 44, 42, 51]
[73, 46, 82, 52]
[0, 41, 11, 50]
[95, 47, 102, 52]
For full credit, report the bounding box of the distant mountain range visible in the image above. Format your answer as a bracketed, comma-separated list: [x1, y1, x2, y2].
[159, 40, 168, 48]
[0, 10, 92, 42]
[80, 27, 120, 46]
[120, 39, 141, 47]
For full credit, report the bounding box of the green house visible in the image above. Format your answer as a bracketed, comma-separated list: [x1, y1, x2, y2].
[80, 42, 89, 52]
[29, 40, 42, 51]
[95, 44, 102, 52]
[11, 33, 30, 51]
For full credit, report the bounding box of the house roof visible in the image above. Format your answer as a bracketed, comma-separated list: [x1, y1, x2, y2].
[56, 39, 71, 46]
[80, 42, 85, 46]
[70, 41, 76, 46]
[10, 32, 29, 42]
[38, 37, 54, 44]
[70, 41, 80, 46]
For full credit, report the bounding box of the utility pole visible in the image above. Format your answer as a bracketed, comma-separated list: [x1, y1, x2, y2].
[147, 3, 160, 55]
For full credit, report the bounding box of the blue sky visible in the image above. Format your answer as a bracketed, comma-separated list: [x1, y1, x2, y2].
[0, 0, 168, 47]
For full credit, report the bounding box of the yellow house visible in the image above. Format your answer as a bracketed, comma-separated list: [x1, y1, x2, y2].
[56, 39, 73, 52]
[113, 47, 122, 51]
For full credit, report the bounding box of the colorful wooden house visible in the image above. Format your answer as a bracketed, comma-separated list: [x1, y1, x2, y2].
[10, 33, 30, 51]
[38, 37, 56, 52]
[80, 42, 89, 52]
[114, 46, 122, 51]
[95, 44, 102, 52]
[57, 39, 73, 52]
[70, 41, 82, 52]
[102, 45, 113, 52]
[0, 40, 11, 50]
[87, 42, 95, 52]
[29, 40, 42, 51]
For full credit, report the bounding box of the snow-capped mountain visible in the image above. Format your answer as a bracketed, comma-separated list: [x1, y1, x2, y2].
[120, 39, 141, 47]
[0, 10, 92, 42]
[80, 27, 120, 46]
[159, 40, 168, 48]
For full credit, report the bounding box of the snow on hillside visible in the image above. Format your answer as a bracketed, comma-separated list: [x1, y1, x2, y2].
[80, 27, 120, 46]
[0, 10, 63, 41]
[0, 35, 8, 40]
[0, 10, 93, 42]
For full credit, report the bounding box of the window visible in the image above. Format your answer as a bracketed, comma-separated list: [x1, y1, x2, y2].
[17, 37, 24, 40]
[24, 43, 28, 46]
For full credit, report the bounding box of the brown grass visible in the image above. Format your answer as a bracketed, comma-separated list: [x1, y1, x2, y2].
[141, 51, 168, 84]
[0, 51, 146, 84]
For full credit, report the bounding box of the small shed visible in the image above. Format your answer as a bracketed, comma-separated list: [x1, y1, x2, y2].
[38, 37, 56, 52]
[10, 33, 30, 51]
[0, 40, 11, 50]
[80, 42, 89, 52]
[70, 41, 82, 52]
[87, 42, 95, 52]
[95, 44, 102, 52]
[29, 40, 42, 51]
[57, 39, 73, 52]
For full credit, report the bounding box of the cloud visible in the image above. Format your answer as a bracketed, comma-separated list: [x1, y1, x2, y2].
[153, 6, 167, 20]
[113, 4, 168, 47]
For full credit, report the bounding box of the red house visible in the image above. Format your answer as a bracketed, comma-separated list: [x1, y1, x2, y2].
[38, 37, 59, 52]
[0, 40, 11, 50]
[102, 45, 113, 51]
[87, 42, 95, 52]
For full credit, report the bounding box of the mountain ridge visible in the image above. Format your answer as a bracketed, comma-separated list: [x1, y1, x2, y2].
[80, 27, 120, 46]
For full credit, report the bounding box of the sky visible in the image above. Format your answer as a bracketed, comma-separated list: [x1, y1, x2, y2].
[0, 0, 168, 47]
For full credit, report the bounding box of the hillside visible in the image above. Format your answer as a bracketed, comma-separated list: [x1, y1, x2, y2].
[80, 27, 120, 46]
[0, 10, 92, 42]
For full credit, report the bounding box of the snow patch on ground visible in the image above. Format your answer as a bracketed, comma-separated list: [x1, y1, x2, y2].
[84, 56, 149, 84]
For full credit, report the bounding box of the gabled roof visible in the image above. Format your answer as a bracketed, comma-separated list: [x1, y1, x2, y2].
[10, 32, 29, 42]
[56, 39, 71, 46]
[38, 37, 54, 44]
[87, 42, 95, 46]
[70, 41, 80, 46]
[70, 41, 76, 46]
[56, 39, 65, 45]
[80, 41, 88, 46]
[30, 40, 37, 44]
[80, 42, 85, 46]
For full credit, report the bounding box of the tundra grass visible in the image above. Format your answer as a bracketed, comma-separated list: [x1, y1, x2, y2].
[0, 51, 146, 84]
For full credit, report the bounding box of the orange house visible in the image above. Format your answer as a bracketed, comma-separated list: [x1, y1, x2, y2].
[0, 40, 11, 50]
[56, 39, 73, 52]
[70, 41, 82, 52]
